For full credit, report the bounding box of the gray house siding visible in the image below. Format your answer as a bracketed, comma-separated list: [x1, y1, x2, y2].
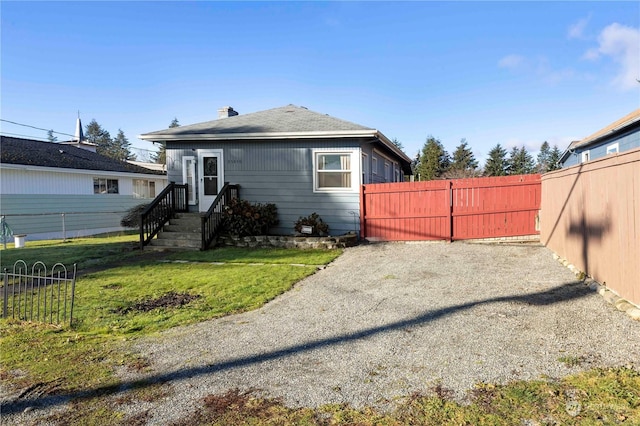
[0, 194, 147, 240]
[562, 124, 640, 167]
[166, 139, 366, 236]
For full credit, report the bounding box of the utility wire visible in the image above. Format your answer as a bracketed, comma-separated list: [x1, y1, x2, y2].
[0, 131, 50, 140]
[1, 118, 158, 155]
[0, 119, 76, 138]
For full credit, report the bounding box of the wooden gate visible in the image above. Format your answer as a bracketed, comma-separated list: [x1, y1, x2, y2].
[360, 174, 541, 241]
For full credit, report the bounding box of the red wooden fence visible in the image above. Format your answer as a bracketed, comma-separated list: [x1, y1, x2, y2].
[360, 174, 541, 241]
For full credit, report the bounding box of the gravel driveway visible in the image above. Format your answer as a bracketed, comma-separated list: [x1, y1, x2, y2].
[111, 242, 640, 424]
[7, 242, 639, 425]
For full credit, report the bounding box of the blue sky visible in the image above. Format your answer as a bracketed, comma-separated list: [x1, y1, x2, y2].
[2, 1, 639, 164]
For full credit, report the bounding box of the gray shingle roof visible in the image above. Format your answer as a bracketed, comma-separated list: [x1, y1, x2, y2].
[1, 136, 165, 175]
[141, 104, 374, 137]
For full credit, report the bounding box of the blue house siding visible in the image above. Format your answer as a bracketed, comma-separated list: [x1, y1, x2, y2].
[166, 139, 365, 236]
[563, 128, 640, 167]
[560, 111, 640, 168]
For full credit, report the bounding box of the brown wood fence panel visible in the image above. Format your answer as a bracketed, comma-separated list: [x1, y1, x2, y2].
[360, 175, 541, 242]
[541, 148, 640, 307]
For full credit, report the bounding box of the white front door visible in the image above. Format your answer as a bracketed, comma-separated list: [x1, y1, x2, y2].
[197, 150, 224, 212]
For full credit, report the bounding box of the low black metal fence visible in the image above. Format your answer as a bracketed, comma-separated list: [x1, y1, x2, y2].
[2, 261, 77, 326]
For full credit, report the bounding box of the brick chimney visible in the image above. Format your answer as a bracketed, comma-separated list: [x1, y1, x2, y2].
[218, 106, 238, 118]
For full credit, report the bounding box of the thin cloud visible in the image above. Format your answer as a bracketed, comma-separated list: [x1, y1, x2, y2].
[498, 54, 526, 69]
[584, 23, 640, 90]
[499, 54, 583, 85]
[568, 15, 591, 40]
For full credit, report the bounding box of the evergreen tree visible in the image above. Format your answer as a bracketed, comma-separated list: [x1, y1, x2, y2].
[112, 129, 135, 161]
[391, 137, 404, 151]
[484, 144, 508, 176]
[47, 129, 57, 142]
[415, 136, 450, 181]
[508, 146, 536, 175]
[547, 145, 562, 171]
[85, 119, 112, 158]
[446, 138, 478, 178]
[536, 141, 551, 173]
[154, 117, 179, 164]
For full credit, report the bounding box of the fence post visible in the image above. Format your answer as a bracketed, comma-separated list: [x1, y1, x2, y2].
[448, 180, 453, 242]
[61, 213, 66, 242]
[360, 185, 366, 239]
[2, 269, 7, 319]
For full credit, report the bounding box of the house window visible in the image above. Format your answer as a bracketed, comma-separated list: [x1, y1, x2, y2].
[314, 151, 356, 192]
[384, 162, 391, 181]
[372, 156, 378, 175]
[133, 179, 156, 199]
[93, 178, 119, 194]
[581, 151, 590, 163]
[606, 143, 619, 154]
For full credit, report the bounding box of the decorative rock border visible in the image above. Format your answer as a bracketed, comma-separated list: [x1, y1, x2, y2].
[217, 233, 359, 250]
[552, 253, 640, 321]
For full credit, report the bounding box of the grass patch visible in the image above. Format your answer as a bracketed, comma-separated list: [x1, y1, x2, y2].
[164, 246, 342, 265]
[559, 354, 585, 368]
[73, 261, 318, 335]
[168, 367, 640, 425]
[1, 237, 340, 409]
[0, 233, 140, 271]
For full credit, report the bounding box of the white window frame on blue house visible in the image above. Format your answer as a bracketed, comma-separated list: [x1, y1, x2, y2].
[581, 150, 590, 163]
[606, 143, 619, 155]
[313, 149, 360, 193]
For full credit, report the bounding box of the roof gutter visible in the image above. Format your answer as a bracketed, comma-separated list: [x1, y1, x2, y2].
[139, 129, 379, 142]
[374, 130, 412, 163]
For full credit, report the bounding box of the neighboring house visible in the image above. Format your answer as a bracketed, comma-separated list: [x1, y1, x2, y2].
[560, 108, 640, 168]
[139, 104, 412, 236]
[0, 136, 167, 241]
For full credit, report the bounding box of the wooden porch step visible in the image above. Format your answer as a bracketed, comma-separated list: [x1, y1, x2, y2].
[150, 213, 206, 250]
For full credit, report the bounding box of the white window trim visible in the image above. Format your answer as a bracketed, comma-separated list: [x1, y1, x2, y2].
[606, 143, 619, 155]
[312, 149, 360, 193]
[581, 150, 590, 163]
[372, 156, 378, 175]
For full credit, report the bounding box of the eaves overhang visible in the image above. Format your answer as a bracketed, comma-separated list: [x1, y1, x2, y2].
[140, 129, 412, 164]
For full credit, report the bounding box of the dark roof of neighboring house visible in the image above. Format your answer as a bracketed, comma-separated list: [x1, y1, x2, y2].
[139, 104, 412, 170]
[561, 109, 640, 162]
[0, 136, 165, 175]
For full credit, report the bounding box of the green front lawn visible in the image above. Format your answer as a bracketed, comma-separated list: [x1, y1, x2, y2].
[1, 237, 342, 395]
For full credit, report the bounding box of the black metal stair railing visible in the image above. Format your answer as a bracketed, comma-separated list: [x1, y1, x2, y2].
[139, 182, 189, 249]
[201, 183, 240, 250]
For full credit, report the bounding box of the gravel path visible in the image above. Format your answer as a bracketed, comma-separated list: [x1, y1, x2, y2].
[6, 242, 639, 425]
[115, 242, 640, 424]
